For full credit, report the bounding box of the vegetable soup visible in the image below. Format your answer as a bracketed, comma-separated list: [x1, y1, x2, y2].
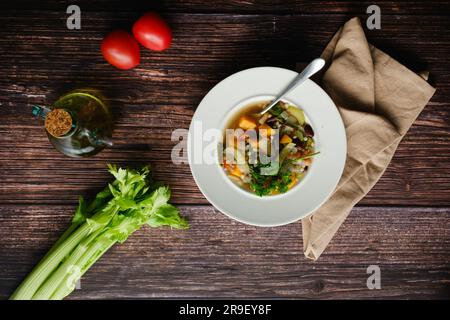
[221, 100, 318, 196]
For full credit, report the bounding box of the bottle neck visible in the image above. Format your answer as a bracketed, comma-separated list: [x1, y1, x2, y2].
[32, 105, 77, 138]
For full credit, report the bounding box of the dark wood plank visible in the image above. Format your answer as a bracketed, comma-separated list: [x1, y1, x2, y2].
[0, 102, 448, 206]
[2, 0, 450, 15]
[0, 205, 448, 299]
[0, 13, 449, 205]
[1, 13, 449, 81]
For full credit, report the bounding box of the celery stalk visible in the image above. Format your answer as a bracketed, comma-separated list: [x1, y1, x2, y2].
[10, 223, 91, 300]
[12, 205, 119, 300]
[32, 228, 104, 300]
[42, 189, 111, 261]
[10, 165, 189, 300]
[50, 237, 115, 300]
[41, 222, 80, 262]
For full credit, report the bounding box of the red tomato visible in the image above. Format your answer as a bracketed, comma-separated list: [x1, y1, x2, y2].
[132, 12, 172, 51]
[101, 30, 140, 70]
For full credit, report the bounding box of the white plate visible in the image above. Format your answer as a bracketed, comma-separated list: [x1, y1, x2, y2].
[188, 67, 346, 227]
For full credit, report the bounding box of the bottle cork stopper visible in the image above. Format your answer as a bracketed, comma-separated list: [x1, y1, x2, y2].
[45, 109, 73, 137]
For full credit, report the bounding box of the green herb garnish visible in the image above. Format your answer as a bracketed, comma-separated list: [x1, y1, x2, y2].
[249, 162, 293, 196]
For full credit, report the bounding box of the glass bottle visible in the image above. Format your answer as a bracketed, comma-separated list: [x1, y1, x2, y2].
[32, 89, 113, 157]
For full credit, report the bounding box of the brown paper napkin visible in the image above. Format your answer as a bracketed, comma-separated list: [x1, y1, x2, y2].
[300, 17, 436, 260]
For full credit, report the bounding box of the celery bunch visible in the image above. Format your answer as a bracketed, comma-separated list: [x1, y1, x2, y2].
[10, 164, 188, 300]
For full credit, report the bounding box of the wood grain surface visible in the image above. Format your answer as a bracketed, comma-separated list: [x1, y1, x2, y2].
[0, 0, 449, 299]
[1, 205, 449, 299]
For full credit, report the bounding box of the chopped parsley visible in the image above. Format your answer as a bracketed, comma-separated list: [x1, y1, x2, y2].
[249, 162, 293, 196]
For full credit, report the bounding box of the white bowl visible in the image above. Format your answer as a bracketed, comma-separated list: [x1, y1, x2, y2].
[188, 67, 346, 227]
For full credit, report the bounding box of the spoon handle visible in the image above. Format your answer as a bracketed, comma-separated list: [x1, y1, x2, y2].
[259, 58, 325, 115]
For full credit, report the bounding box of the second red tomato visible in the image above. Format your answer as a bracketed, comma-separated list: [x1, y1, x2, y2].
[132, 12, 172, 51]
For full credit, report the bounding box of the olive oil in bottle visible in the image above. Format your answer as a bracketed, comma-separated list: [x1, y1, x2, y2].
[32, 89, 113, 157]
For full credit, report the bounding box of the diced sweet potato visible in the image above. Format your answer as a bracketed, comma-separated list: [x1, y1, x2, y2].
[238, 115, 257, 130]
[230, 165, 242, 177]
[280, 134, 292, 144]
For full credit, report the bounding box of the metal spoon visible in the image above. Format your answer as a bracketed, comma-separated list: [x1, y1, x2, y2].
[259, 58, 325, 115]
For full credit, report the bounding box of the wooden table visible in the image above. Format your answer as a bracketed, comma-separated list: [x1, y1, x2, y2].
[0, 1, 449, 299]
